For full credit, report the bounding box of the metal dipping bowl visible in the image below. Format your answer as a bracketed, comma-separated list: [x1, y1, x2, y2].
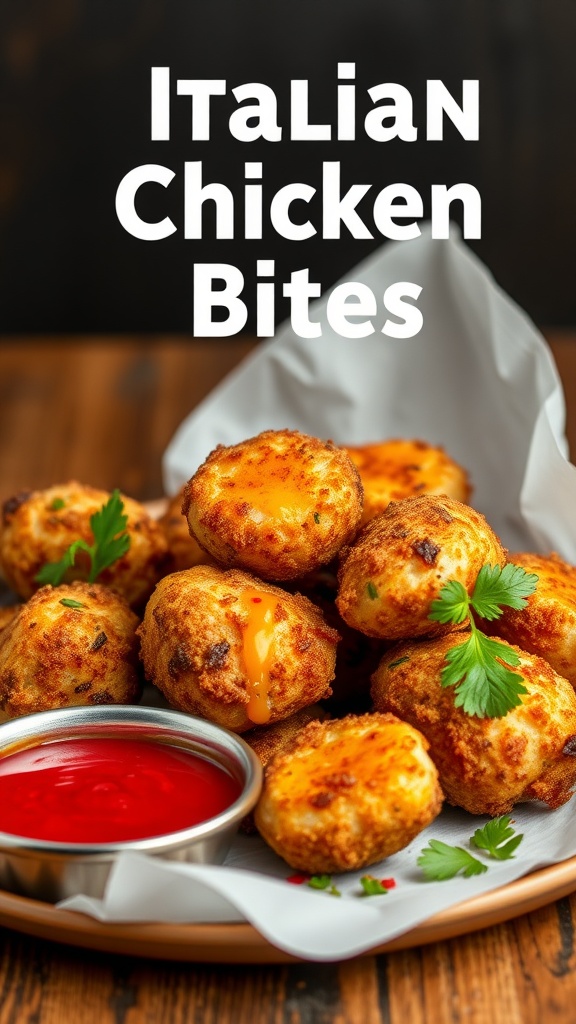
[0, 705, 263, 902]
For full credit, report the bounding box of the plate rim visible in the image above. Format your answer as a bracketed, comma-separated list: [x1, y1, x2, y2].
[0, 855, 575, 963]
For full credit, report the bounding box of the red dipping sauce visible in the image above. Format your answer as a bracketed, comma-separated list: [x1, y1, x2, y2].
[0, 738, 241, 844]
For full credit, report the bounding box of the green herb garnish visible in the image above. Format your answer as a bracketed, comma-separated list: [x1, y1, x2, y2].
[308, 875, 341, 896]
[313, 512, 320, 524]
[471, 815, 524, 860]
[49, 497, 66, 511]
[418, 840, 488, 881]
[359, 876, 389, 897]
[35, 490, 130, 587]
[59, 598, 85, 609]
[428, 563, 538, 718]
[387, 656, 410, 669]
[366, 580, 379, 600]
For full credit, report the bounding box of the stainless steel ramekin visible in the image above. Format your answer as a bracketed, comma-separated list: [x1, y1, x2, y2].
[0, 705, 263, 902]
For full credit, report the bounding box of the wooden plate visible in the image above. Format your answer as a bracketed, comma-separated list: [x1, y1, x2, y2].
[0, 857, 575, 963]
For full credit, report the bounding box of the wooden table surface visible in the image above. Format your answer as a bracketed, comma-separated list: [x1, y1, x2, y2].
[0, 330, 576, 1024]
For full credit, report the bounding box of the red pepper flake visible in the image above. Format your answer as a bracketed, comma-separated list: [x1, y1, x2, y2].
[286, 874, 309, 885]
[381, 877, 396, 889]
[251, 597, 262, 603]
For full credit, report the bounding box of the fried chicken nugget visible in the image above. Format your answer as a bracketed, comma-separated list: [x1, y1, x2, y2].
[241, 704, 330, 833]
[345, 439, 471, 526]
[337, 494, 506, 640]
[137, 565, 339, 733]
[371, 631, 576, 815]
[484, 552, 576, 689]
[159, 488, 216, 573]
[0, 482, 168, 609]
[254, 713, 443, 874]
[0, 582, 141, 718]
[182, 429, 363, 581]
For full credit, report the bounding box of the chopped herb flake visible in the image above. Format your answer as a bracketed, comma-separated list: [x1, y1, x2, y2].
[387, 656, 409, 669]
[366, 581, 379, 600]
[59, 598, 85, 609]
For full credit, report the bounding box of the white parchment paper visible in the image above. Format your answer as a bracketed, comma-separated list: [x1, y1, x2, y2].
[60, 227, 576, 960]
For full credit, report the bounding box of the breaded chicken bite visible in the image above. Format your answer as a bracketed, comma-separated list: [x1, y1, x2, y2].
[182, 429, 363, 581]
[484, 552, 576, 689]
[371, 631, 576, 815]
[286, 564, 386, 709]
[241, 704, 330, 833]
[0, 482, 168, 609]
[255, 713, 443, 874]
[337, 494, 506, 640]
[159, 488, 215, 573]
[138, 565, 339, 732]
[0, 582, 141, 718]
[345, 439, 471, 526]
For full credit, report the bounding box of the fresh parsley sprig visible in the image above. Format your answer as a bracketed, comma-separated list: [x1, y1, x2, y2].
[35, 490, 130, 587]
[419, 817, 524, 880]
[471, 815, 524, 860]
[418, 840, 487, 880]
[428, 563, 538, 718]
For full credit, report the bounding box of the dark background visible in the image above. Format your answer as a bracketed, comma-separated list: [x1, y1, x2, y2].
[1, 0, 575, 333]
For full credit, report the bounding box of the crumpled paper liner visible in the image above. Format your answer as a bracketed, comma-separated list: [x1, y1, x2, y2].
[60, 227, 576, 960]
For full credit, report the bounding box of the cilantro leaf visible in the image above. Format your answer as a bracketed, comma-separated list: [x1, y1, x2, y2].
[87, 490, 130, 582]
[471, 816, 524, 860]
[59, 598, 85, 609]
[428, 562, 537, 719]
[308, 875, 341, 896]
[359, 876, 389, 896]
[34, 490, 130, 587]
[418, 840, 488, 881]
[35, 539, 92, 587]
[441, 631, 528, 718]
[470, 564, 538, 621]
[429, 580, 470, 625]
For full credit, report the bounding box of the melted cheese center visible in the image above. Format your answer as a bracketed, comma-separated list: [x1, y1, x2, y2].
[240, 589, 278, 725]
[228, 463, 311, 521]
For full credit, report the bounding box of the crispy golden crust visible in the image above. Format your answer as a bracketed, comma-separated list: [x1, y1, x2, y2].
[241, 704, 330, 833]
[286, 564, 386, 708]
[485, 552, 576, 689]
[345, 439, 471, 526]
[0, 482, 168, 609]
[0, 582, 141, 718]
[159, 489, 216, 573]
[137, 565, 339, 733]
[182, 429, 363, 581]
[337, 494, 506, 641]
[254, 712, 443, 874]
[371, 631, 576, 815]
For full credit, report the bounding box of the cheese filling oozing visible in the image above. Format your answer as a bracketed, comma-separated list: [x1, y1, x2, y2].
[240, 589, 279, 724]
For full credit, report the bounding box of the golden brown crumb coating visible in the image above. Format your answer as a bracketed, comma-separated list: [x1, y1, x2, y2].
[484, 552, 576, 689]
[371, 630, 576, 815]
[254, 712, 443, 874]
[0, 582, 141, 718]
[241, 704, 330, 833]
[137, 564, 339, 733]
[345, 439, 471, 526]
[337, 494, 506, 640]
[286, 564, 386, 709]
[159, 488, 216, 573]
[182, 429, 363, 581]
[0, 482, 168, 609]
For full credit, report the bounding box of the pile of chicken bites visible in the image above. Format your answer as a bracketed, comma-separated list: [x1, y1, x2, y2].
[2, 429, 576, 876]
